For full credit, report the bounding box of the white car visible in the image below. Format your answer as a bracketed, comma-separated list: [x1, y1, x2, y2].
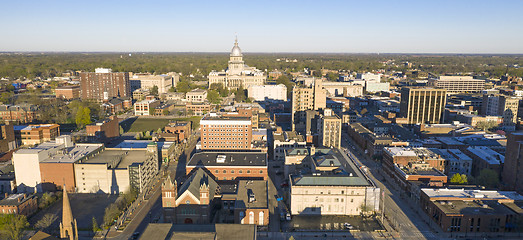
[344, 223, 354, 229]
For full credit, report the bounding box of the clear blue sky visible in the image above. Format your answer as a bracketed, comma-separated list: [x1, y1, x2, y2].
[1, 0, 522, 53]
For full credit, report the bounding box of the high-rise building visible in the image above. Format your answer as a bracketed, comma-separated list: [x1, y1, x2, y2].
[435, 76, 485, 94]
[80, 68, 130, 101]
[482, 94, 520, 131]
[208, 38, 266, 90]
[399, 87, 447, 124]
[318, 109, 342, 148]
[200, 113, 252, 150]
[502, 133, 523, 195]
[292, 78, 327, 132]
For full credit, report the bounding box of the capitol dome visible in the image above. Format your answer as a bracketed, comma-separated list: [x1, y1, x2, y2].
[230, 38, 242, 56]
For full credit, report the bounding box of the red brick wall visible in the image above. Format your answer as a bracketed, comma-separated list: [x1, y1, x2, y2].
[39, 163, 76, 192]
[186, 166, 268, 180]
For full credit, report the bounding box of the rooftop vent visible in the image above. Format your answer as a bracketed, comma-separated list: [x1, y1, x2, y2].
[248, 189, 255, 203]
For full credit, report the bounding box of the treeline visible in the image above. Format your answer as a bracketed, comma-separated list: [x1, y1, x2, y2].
[0, 53, 522, 79]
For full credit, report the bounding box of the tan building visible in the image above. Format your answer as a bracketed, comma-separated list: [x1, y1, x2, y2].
[200, 114, 252, 150]
[186, 103, 211, 116]
[134, 99, 160, 116]
[55, 85, 80, 99]
[247, 84, 287, 101]
[164, 121, 192, 142]
[289, 148, 380, 216]
[80, 68, 130, 101]
[15, 124, 60, 146]
[435, 76, 485, 94]
[481, 94, 520, 131]
[273, 131, 306, 161]
[185, 89, 208, 103]
[208, 38, 266, 90]
[292, 78, 327, 132]
[399, 87, 447, 124]
[318, 109, 341, 148]
[130, 73, 178, 94]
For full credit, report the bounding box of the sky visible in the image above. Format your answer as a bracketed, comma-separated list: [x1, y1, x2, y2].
[0, 0, 522, 53]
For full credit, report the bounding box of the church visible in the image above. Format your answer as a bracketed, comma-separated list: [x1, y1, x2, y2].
[208, 38, 266, 90]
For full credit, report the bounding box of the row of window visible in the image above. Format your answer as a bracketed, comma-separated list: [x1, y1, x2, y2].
[214, 169, 263, 174]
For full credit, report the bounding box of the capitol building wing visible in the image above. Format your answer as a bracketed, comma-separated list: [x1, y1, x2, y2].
[208, 38, 266, 90]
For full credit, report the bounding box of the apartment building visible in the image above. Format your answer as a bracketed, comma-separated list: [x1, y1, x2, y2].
[55, 85, 80, 99]
[292, 78, 327, 132]
[80, 68, 130, 101]
[200, 114, 252, 150]
[129, 73, 178, 94]
[317, 109, 341, 148]
[14, 124, 60, 146]
[186, 89, 208, 103]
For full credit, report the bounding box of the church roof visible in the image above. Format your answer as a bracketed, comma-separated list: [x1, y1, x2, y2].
[177, 168, 218, 201]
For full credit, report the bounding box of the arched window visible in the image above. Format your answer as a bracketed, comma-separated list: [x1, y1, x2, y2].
[240, 211, 245, 224]
[249, 211, 254, 224]
[259, 211, 264, 225]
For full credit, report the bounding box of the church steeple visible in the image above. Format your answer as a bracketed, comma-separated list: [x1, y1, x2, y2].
[60, 186, 78, 240]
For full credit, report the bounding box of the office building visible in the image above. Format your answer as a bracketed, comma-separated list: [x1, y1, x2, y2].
[13, 135, 104, 193]
[55, 85, 80, 99]
[317, 109, 341, 148]
[129, 73, 178, 94]
[80, 68, 130, 101]
[481, 95, 520, 131]
[399, 87, 447, 124]
[420, 188, 523, 233]
[185, 89, 208, 103]
[273, 131, 306, 161]
[208, 38, 266, 90]
[134, 99, 160, 116]
[14, 124, 60, 146]
[186, 152, 268, 181]
[200, 113, 252, 150]
[292, 79, 327, 132]
[247, 84, 287, 101]
[435, 76, 485, 94]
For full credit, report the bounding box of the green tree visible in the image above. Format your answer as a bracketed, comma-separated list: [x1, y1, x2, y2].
[168, 86, 176, 92]
[210, 83, 228, 97]
[150, 85, 159, 96]
[449, 173, 468, 184]
[326, 72, 339, 81]
[103, 203, 120, 226]
[75, 106, 92, 128]
[149, 107, 156, 116]
[234, 85, 246, 102]
[0, 214, 29, 240]
[92, 216, 100, 232]
[176, 80, 192, 93]
[0, 92, 14, 104]
[207, 90, 221, 104]
[476, 120, 498, 131]
[476, 169, 499, 188]
[38, 192, 57, 209]
[162, 109, 170, 115]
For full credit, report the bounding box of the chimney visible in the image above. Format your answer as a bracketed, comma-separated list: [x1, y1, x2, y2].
[4, 193, 7, 198]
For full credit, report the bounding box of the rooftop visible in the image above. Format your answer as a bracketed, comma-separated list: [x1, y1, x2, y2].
[434, 199, 516, 215]
[466, 146, 504, 164]
[113, 140, 153, 149]
[0, 193, 36, 206]
[77, 149, 148, 169]
[234, 180, 268, 209]
[273, 131, 305, 142]
[187, 152, 267, 167]
[422, 188, 523, 201]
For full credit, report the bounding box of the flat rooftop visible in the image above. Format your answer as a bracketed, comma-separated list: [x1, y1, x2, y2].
[422, 188, 523, 201]
[41, 144, 103, 163]
[435, 199, 515, 215]
[273, 131, 305, 142]
[187, 152, 267, 167]
[113, 140, 153, 149]
[466, 146, 504, 164]
[78, 149, 147, 169]
[234, 180, 268, 209]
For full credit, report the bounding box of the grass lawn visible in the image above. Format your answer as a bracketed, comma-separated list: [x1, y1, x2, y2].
[122, 116, 202, 133]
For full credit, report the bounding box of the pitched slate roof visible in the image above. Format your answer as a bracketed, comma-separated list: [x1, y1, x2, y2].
[177, 168, 218, 202]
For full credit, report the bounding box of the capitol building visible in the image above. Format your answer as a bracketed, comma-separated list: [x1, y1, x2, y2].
[208, 38, 266, 90]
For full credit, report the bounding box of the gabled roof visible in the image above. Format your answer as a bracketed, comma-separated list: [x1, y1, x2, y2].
[177, 168, 218, 202]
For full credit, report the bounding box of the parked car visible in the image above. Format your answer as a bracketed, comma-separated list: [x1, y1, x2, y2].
[344, 223, 354, 229]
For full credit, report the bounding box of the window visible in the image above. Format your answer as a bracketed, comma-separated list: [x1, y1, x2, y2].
[259, 170, 263, 173]
[186, 200, 190, 204]
[231, 170, 235, 173]
[223, 170, 227, 173]
[239, 170, 243, 173]
[247, 170, 251, 174]
[249, 211, 254, 224]
[215, 170, 219, 173]
[259, 211, 264, 225]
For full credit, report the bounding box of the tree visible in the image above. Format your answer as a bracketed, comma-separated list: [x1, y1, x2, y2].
[476, 120, 498, 131]
[75, 106, 92, 128]
[150, 85, 159, 97]
[34, 213, 57, 231]
[157, 128, 162, 134]
[176, 80, 192, 93]
[476, 169, 499, 188]
[91, 216, 100, 232]
[168, 86, 176, 92]
[0, 214, 28, 240]
[38, 192, 56, 209]
[149, 107, 156, 116]
[0, 92, 14, 104]
[449, 173, 468, 184]
[162, 109, 169, 115]
[326, 72, 339, 81]
[234, 85, 246, 102]
[103, 203, 120, 226]
[207, 90, 221, 104]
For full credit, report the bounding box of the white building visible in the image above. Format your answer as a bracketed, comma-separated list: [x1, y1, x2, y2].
[208, 38, 266, 90]
[273, 131, 306, 161]
[186, 89, 208, 103]
[130, 73, 179, 94]
[365, 82, 390, 93]
[134, 99, 160, 116]
[247, 84, 287, 101]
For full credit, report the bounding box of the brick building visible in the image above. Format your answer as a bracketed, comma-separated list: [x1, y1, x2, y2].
[420, 188, 523, 233]
[164, 121, 192, 142]
[55, 85, 80, 99]
[186, 152, 268, 181]
[0, 123, 16, 153]
[0, 104, 38, 124]
[200, 114, 252, 150]
[14, 124, 60, 146]
[0, 193, 38, 216]
[86, 115, 120, 141]
[186, 103, 211, 116]
[80, 68, 130, 101]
